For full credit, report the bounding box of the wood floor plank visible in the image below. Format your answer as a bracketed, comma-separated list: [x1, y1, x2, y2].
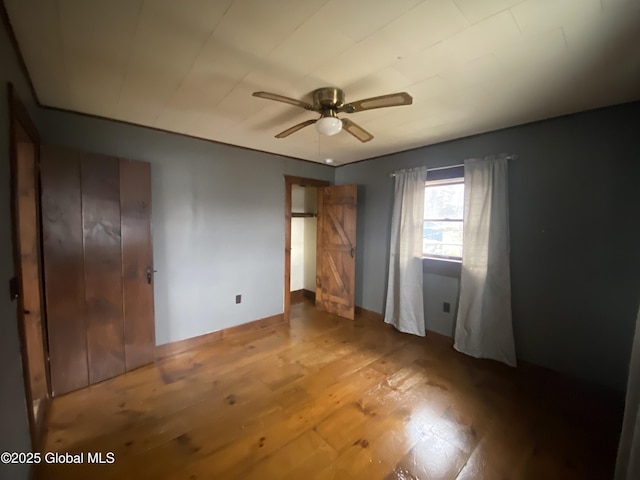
[387, 431, 468, 480]
[61, 371, 277, 461]
[39, 299, 623, 480]
[241, 430, 337, 480]
[159, 367, 386, 480]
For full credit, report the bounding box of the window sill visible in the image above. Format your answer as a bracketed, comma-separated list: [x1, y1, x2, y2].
[422, 257, 462, 278]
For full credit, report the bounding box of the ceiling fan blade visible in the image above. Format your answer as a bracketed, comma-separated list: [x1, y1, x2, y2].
[341, 118, 374, 143]
[340, 92, 413, 113]
[275, 119, 317, 138]
[253, 91, 314, 110]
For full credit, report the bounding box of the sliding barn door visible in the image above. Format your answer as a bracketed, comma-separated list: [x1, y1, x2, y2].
[41, 146, 155, 396]
[316, 185, 357, 320]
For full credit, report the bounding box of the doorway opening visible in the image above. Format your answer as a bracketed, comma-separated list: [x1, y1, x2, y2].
[290, 184, 318, 305]
[284, 176, 329, 321]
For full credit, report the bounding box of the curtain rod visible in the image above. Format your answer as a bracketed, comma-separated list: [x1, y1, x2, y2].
[389, 154, 517, 177]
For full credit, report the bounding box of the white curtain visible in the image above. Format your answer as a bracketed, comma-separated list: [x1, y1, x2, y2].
[615, 302, 640, 480]
[454, 156, 516, 366]
[384, 167, 427, 336]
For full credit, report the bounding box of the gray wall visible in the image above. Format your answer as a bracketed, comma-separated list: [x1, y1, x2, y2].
[35, 110, 334, 345]
[335, 102, 640, 393]
[0, 14, 37, 480]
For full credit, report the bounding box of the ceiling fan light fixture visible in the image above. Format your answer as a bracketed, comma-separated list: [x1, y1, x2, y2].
[254, 87, 412, 143]
[315, 116, 342, 136]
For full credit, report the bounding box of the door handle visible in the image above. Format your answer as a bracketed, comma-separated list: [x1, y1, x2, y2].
[350, 247, 355, 258]
[146, 268, 152, 285]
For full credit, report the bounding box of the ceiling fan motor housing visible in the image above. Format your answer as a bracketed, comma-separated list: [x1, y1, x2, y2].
[313, 87, 345, 110]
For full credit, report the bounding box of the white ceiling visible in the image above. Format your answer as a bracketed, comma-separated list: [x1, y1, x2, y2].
[5, 0, 640, 165]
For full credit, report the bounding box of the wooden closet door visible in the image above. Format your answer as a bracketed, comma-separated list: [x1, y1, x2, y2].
[316, 185, 357, 320]
[42, 146, 155, 395]
[120, 159, 155, 371]
[81, 153, 126, 384]
[41, 146, 88, 396]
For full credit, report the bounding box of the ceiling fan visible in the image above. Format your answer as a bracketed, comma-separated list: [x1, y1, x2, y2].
[252, 87, 413, 143]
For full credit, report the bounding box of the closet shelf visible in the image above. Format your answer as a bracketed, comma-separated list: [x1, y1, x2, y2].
[291, 212, 317, 218]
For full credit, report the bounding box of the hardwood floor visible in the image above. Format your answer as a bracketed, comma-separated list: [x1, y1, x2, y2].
[38, 300, 622, 479]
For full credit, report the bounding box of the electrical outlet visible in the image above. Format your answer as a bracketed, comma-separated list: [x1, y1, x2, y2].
[235, 294, 241, 304]
[443, 302, 450, 313]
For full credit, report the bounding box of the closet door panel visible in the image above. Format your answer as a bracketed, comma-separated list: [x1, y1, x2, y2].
[120, 159, 155, 371]
[81, 153, 125, 384]
[40, 145, 88, 396]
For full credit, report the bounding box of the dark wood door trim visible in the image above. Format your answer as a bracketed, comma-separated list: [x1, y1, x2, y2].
[283, 176, 330, 322]
[8, 83, 50, 451]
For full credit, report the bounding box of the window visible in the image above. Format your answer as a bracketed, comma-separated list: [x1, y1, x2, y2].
[423, 177, 464, 260]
